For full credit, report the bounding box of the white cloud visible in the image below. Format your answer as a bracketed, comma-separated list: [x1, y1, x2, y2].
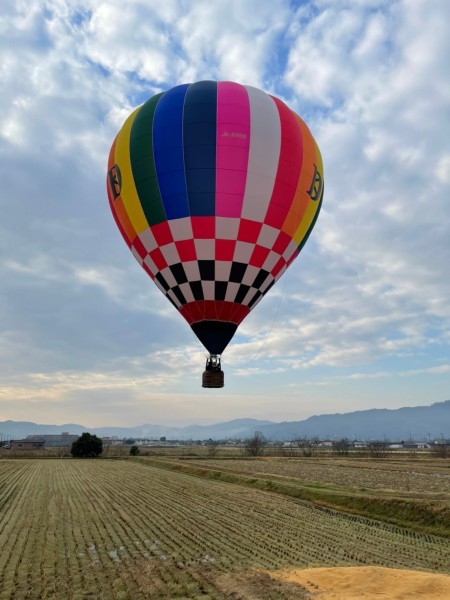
[0, 0, 449, 425]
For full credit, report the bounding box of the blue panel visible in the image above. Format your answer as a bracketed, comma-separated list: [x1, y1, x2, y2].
[183, 81, 217, 216]
[153, 84, 190, 220]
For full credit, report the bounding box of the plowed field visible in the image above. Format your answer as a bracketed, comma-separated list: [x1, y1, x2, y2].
[0, 459, 448, 599]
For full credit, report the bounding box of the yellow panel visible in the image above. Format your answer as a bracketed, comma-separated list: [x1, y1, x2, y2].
[293, 139, 324, 246]
[114, 107, 149, 235]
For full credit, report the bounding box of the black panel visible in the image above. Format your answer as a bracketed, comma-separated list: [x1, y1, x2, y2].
[215, 281, 228, 301]
[248, 290, 262, 308]
[172, 286, 187, 305]
[265, 280, 275, 294]
[229, 262, 247, 283]
[191, 321, 238, 355]
[252, 269, 270, 289]
[170, 263, 188, 284]
[198, 260, 215, 280]
[235, 284, 250, 304]
[155, 273, 170, 291]
[190, 281, 204, 301]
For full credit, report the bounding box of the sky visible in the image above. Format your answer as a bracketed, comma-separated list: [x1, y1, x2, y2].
[1, 0, 449, 428]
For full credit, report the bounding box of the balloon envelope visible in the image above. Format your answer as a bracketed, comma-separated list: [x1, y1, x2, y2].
[107, 81, 323, 355]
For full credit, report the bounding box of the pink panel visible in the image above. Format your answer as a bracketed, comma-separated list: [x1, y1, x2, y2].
[216, 82, 251, 218]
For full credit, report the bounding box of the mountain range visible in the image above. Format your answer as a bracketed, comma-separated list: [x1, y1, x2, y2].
[1, 400, 449, 441]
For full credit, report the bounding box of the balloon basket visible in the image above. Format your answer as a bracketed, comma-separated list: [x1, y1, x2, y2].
[202, 369, 224, 388]
[202, 355, 224, 388]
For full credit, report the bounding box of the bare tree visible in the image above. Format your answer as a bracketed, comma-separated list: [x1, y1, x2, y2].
[366, 441, 390, 459]
[431, 443, 449, 458]
[292, 436, 318, 457]
[333, 438, 350, 456]
[244, 431, 266, 457]
[207, 442, 219, 457]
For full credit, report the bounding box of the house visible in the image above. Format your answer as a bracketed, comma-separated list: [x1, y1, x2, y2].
[10, 439, 45, 450]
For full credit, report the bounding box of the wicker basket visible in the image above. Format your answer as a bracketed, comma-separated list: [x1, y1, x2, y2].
[202, 369, 224, 388]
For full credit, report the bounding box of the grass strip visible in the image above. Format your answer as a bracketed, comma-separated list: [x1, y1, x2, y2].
[131, 457, 450, 539]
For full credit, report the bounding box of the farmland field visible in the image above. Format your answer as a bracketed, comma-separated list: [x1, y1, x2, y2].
[0, 458, 449, 599]
[184, 456, 450, 496]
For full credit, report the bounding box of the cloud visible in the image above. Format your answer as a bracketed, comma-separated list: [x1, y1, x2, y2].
[0, 0, 449, 425]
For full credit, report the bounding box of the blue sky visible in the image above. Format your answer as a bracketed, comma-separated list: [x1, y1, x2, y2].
[1, 0, 449, 427]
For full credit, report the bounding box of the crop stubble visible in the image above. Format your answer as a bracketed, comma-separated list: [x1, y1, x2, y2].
[0, 459, 448, 599]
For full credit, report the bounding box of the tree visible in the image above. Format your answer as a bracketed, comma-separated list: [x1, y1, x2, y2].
[129, 445, 140, 456]
[71, 433, 103, 458]
[292, 436, 318, 457]
[244, 431, 266, 457]
[333, 438, 350, 456]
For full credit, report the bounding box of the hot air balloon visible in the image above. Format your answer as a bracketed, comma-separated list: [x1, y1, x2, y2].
[107, 81, 323, 388]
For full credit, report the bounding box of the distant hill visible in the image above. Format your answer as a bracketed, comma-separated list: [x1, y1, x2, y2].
[253, 400, 450, 441]
[0, 401, 448, 441]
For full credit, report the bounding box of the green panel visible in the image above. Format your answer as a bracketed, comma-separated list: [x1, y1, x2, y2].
[129, 93, 167, 226]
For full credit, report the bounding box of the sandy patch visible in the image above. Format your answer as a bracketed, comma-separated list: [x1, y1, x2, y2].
[270, 566, 450, 600]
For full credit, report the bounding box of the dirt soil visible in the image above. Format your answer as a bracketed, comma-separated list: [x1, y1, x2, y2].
[269, 566, 450, 600]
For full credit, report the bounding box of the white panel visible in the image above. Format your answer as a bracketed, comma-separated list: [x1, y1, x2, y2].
[202, 281, 215, 301]
[179, 282, 195, 303]
[139, 228, 157, 252]
[233, 241, 254, 263]
[160, 242, 180, 266]
[143, 255, 157, 275]
[225, 282, 240, 302]
[242, 265, 259, 286]
[216, 217, 240, 240]
[260, 275, 274, 294]
[257, 224, 280, 249]
[282, 239, 298, 263]
[168, 217, 193, 241]
[242, 288, 256, 306]
[262, 250, 281, 272]
[241, 86, 281, 222]
[215, 261, 232, 281]
[195, 239, 215, 259]
[183, 260, 201, 281]
[159, 267, 177, 288]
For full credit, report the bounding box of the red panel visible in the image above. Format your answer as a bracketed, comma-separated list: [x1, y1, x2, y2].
[180, 305, 194, 325]
[230, 304, 251, 324]
[191, 302, 206, 322]
[216, 239, 236, 261]
[264, 96, 303, 229]
[151, 221, 173, 247]
[287, 248, 299, 267]
[237, 218, 263, 243]
[180, 301, 250, 326]
[204, 301, 218, 320]
[216, 301, 234, 322]
[272, 257, 286, 278]
[273, 231, 291, 255]
[132, 236, 147, 260]
[175, 239, 197, 262]
[249, 245, 270, 268]
[191, 216, 215, 239]
[149, 248, 168, 271]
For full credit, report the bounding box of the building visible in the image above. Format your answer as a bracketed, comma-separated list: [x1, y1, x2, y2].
[10, 439, 45, 450]
[26, 433, 79, 447]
